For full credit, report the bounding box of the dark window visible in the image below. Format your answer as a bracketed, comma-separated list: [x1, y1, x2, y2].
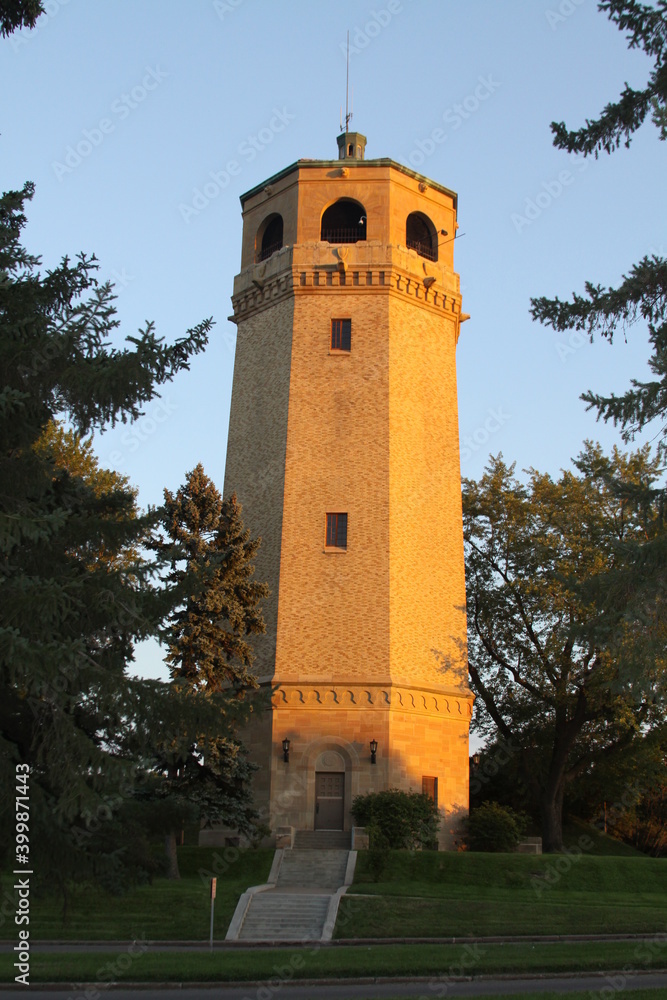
[422, 776, 438, 806]
[331, 318, 351, 351]
[326, 513, 348, 549]
[257, 213, 283, 261]
[406, 212, 437, 261]
[321, 199, 367, 244]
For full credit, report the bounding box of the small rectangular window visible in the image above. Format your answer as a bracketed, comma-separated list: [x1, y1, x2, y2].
[422, 776, 438, 806]
[331, 319, 351, 352]
[326, 512, 348, 549]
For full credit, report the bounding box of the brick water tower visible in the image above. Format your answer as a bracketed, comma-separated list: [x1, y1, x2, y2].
[220, 130, 472, 849]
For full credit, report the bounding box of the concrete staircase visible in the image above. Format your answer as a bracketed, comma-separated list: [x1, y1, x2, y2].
[236, 891, 331, 942]
[227, 838, 356, 943]
[293, 830, 351, 850]
[276, 849, 349, 889]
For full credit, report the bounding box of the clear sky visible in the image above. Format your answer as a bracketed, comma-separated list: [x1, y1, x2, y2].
[3, 0, 664, 681]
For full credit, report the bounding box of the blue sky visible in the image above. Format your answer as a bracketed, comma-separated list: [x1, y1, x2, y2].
[3, 0, 664, 681]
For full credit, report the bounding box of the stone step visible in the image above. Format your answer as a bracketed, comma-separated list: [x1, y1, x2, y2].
[276, 849, 349, 888]
[293, 830, 351, 850]
[238, 892, 331, 941]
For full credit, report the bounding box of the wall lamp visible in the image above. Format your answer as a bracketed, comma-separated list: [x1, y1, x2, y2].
[282, 738, 290, 763]
[370, 739, 378, 764]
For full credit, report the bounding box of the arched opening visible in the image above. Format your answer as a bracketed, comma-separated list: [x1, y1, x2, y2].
[406, 212, 437, 261]
[256, 213, 283, 262]
[321, 199, 367, 244]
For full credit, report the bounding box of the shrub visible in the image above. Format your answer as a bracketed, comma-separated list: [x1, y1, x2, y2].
[351, 788, 439, 850]
[366, 823, 390, 881]
[463, 801, 528, 852]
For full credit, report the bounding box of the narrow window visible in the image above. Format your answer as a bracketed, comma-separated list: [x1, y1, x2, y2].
[422, 776, 438, 806]
[331, 318, 351, 351]
[326, 513, 348, 549]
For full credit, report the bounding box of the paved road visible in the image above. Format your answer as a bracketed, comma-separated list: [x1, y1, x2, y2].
[2, 973, 667, 999]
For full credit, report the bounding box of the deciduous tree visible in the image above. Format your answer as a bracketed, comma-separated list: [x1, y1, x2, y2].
[463, 444, 666, 851]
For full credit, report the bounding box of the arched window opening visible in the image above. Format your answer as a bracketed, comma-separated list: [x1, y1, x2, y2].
[256, 213, 283, 262]
[406, 212, 437, 262]
[321, 199, 367, 244]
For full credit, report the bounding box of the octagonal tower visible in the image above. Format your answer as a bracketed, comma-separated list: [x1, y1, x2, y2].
[221, 133, 472, 849]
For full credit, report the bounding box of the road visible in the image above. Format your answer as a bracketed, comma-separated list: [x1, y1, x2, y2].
[2, 972, 667, 1000]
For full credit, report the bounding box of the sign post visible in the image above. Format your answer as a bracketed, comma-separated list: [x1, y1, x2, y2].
[209, 877, 217, 949]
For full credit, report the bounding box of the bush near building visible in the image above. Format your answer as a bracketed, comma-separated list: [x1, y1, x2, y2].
[351, 789, 439, 850]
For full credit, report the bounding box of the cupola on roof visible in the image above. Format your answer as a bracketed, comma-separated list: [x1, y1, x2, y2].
[336, 130, 367, 160]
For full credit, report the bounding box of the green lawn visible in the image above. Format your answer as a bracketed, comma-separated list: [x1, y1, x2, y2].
[337, 852, 667, 938]
[0, 847, 273, 941]
[2, 844, 665, 943]
[2, 939, 667, 983]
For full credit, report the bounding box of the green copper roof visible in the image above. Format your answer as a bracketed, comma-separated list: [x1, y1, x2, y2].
[240, 158, 458, 211]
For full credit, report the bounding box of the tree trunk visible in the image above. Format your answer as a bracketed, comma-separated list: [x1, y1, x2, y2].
[541, 783, 565, 852]
[164, 829, 180, 880]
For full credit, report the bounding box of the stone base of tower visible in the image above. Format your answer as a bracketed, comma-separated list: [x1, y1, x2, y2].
[262, 681, 472, 851]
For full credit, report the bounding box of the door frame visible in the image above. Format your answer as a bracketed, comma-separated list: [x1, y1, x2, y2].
[314, 770, 345, 830]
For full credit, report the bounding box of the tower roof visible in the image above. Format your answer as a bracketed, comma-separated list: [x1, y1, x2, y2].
[239, 157, 458, 210]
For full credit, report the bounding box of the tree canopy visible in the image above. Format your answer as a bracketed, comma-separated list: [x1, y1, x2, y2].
[531, 1, 667, 454]
[0, 179, 213, 881]
[463, 443, 666, 851]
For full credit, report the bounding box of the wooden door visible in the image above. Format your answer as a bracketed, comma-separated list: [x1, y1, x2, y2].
[314, 772, 344, 830]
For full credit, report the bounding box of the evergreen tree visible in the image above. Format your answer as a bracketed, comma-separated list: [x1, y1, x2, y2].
[149, 465, 269, 877]
[0, 0, 44, 37]
[162, 464, 268, 694]
[528, 6, 667, 794]
[0, 180, 212, 881]
[463, 443, 666, 852]
[531, 2, 667, 454]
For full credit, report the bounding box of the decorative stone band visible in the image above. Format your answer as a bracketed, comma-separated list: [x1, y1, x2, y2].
[229, 242, 462, 329]
[272, 682, 473, 720]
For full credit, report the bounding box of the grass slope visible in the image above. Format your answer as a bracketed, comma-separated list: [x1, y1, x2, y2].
[337, 852, 667, 938]
[0, 847, 273, 942]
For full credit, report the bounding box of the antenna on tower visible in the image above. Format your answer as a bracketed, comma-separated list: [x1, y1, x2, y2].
[344, 30, 352, 131]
